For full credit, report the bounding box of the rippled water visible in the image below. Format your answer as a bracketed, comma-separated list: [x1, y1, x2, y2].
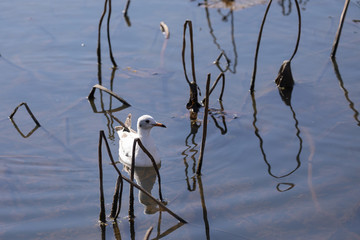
[1, 0, 360, 239]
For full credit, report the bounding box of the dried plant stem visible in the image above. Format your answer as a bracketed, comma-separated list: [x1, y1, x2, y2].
[107, 0, 117, 68]
[183, 20, 201, 112]
[88, 84, 131, 107]
[182, 20, 197, 85]
[98, 132, 107, 224]
[331, 0, 350, 59]
[289, 0, 302, 62]
[128, 137, 137, 220]
[196, 74, 211, 175]
[250, 0, 273, 92]
[110, 175, 123, 219]
[99, 131, 124, 221]
[123, 0, 131, 16]
[97, 0, 108, 64]
[202, 72, 225, 103]
[143, 226, 153, 240]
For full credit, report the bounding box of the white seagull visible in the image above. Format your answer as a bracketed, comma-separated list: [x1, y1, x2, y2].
[116, 114, 166, 167]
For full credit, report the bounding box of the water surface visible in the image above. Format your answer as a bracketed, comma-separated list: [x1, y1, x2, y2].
[1, 0, 360, 239]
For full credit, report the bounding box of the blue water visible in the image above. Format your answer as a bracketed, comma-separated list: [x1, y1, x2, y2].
[1, 0, 360, 239]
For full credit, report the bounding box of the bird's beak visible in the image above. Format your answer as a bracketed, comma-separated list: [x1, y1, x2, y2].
[154, 122, 166, 128]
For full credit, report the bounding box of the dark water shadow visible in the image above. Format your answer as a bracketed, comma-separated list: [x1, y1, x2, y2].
[331, 58, 360, 126]
[251, 92, 302, 191]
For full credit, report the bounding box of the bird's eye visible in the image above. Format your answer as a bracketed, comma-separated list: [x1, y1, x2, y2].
[145, 120, 150, 123]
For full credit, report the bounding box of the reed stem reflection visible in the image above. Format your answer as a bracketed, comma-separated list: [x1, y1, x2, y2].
[251, 92, 302, 191]
[209, 100, 227, 135]
[9, 102, 41, 138]
[331, 58, 360, 126]
[97, 0, 117, 67]
[203, 1, 238, 73]
[182, 125, 199, 191]
[197, 175, 210, 239]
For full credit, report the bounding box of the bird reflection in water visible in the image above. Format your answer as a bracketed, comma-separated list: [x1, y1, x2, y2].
[122, 165, 161, 215]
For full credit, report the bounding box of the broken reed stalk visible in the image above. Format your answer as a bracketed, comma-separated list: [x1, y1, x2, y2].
[182, 20, 197, 85]
[128, 137, 137, 220]
[88, 84, 131, 107]
[250, 0, 273, 92]
[182, 20, 201, 112]
[289, 0, 302, 62]
[144, 226, 153, 240]
[331, 0, 350, 59]
[106, 0, 117, 68]
[97, 0, 108, 64]
[202, 72, 225, 103]
[113, 221, 121, 239]
[98, 132, 107, 224]
[110, 175, 123, 219]
[99, 131, 124, 221]
[196, 74, 211, 175]
[9, 102, 41, 127]
[123, 0, 131, 17]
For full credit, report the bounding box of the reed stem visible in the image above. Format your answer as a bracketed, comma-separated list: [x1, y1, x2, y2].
[331, 0, 350, 59]
[196, 74, 211, 175]
[250, 0, 273, 92]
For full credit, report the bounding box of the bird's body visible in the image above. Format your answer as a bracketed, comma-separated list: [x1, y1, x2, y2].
[116, 114, 166, 167]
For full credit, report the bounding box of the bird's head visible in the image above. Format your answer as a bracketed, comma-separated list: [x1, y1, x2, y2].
[137, 115, 166, 131]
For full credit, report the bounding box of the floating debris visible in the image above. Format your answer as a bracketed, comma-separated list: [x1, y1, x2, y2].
[160, 21, 170, 39]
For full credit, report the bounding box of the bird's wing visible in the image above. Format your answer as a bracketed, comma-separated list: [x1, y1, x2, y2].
[114, 113, 135, 133]
[124, 113, 132, 129]
[118, 131, 138, 165]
